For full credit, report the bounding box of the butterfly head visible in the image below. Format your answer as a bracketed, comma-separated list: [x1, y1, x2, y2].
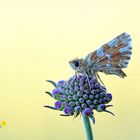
[69, 58, 81, 70]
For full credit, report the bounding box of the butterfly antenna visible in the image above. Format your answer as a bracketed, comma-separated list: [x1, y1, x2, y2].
[97, 73, 105, 87]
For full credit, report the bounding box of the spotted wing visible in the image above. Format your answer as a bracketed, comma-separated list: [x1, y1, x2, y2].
[85, 32, 132, 78]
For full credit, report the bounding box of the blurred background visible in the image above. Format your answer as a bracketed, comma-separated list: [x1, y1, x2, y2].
[0, 0, 140, 140]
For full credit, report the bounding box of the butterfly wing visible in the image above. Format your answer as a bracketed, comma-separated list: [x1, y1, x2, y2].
[85, 32, 132, 78]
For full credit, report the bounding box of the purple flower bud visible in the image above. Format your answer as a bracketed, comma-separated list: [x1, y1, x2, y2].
[102, 97, 108, 103]
[63, 82, 69, 88]
[81, 103, 87, 109]
[74, 106, 81, 112]
[52, 89, 60, 95]
[99, 99, 103, 104]
[62, 101, 68, 107]
[69, 101, 75, 107]
[86, 99, 92, 105]
[69, 89, 75, 95]
[79, 98, 84, 103]
[100, 86, 106, 91]
[52, 89, 60, 99]
[100, 92, 105, 98]
[75, 101, 80, 106]
[82, 108, 92, 116]
[65, 89, 70, 95]
[68, 95, 73, 101]
[90, 105, 96, 110]
[59, 95, 64, 100]
[95, 94, 100, 99]
[77, 91, 83, 97]
[89, 94, 94, 100]
[73, 94, 78, 100]
[56, 80, 65, 86]
[74, 86, 80, 91]
[69, 84, 74, 89]
[80, 86, 85, 91]
[64, 107, 73, 115]
[55, 101, 63, 110]
[79, 81, 84, 85]
[95, 83, 100, 87]
[91, 90, 96, 95]
[63, 95, 67, 100]
[74, 82, 78, 86]
[83, 94, 88, 100]
[95, 89, 100, 94]
[96, 104, 106, 112]
[68, 78, 73, 82]
[106, 93, 112, 102]
[90, 79, 95, 84]
[93, 99, 99, 105]
[60, 88, 65, 94]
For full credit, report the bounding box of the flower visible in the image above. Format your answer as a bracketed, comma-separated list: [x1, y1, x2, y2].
[0, 121, 7, 127]
[45, 75, 114, 124]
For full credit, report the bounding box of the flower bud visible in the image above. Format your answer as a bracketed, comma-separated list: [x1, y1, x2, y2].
[55, 101, 63, 110]
[91, 90, 96, 95]
[68, 95, 73, 101]
[52, 89, 60, 100]
[69, 101, 75, 107]
[89, 94, 94, 100]
[96, 104, 106, 112]
[83, 94, 88, 100]
[62, 101, 68, 107]
[64, 107, 73, 115]
[81, 103, 87, 109]
[90, 105, 96, 110]
[82, 108, 92, 116]
[93, 99, 99, 105]
[86, 99, 92, 105]
[74, 86, 80, 91]
[95, 94, 100, 99]
[56, 80, 65, 87]
[75, 101, 80, 106]
[77, 91, 83, 97]
[106, 93, 112, 103]
[79, 98, 84, 103]
[73, 94, 78, 101]
[74, 106, 81, 112]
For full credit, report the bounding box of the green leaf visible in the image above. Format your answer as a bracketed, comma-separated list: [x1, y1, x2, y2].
[89, 115, 95, 124]
[60, 114, 70, 117]
[45, 91, 52, 97]
[104, 110, 115, 116]
[46, 80, 56, 87]
[44, 105, 57, 110]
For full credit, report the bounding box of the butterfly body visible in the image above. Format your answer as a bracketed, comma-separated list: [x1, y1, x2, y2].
[69, 32, 132, 80]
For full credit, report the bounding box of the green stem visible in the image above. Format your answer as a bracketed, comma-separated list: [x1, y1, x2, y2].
[82, 115, 94, 140]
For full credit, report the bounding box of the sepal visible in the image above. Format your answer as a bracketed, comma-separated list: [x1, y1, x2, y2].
[46, 80, 56, 87]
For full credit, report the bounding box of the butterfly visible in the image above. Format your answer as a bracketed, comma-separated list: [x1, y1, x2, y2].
[69, 32, 132, 85]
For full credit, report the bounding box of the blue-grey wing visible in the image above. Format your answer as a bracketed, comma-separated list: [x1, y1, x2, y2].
[85, 32, 132, 78]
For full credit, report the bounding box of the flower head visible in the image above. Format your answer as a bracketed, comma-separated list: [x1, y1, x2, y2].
[45, 75, 114, 124]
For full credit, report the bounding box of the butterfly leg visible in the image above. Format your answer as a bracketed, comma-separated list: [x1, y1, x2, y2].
[79, 68, 92, 91]
[69, 71, 78, 86]
[96, 73, 105, 87]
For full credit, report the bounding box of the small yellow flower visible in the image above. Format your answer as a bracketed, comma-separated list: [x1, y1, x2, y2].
[1, 121, 7, 126]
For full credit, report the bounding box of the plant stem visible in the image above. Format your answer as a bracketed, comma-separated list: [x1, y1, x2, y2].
[82, 115, 94, 140]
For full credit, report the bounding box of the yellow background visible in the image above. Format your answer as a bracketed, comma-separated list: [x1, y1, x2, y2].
[0, 0, 140, 140]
